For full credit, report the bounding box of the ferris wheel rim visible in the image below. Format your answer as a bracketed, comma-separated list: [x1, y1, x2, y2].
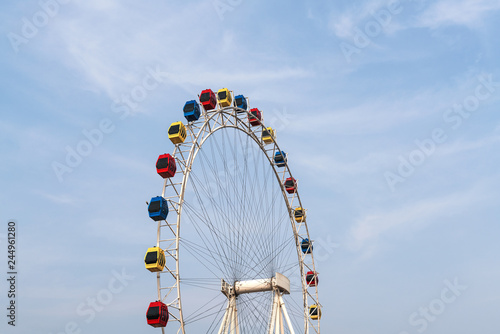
[155, 105, 320, 334]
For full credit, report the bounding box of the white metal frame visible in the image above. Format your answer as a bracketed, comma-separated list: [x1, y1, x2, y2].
[218, 272, 295, 334]
[152, 93, 321, 333]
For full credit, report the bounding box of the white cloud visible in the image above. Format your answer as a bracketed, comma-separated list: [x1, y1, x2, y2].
[329, 0, 388, 38]
[35, 191, 78, 205]
[166, 67, 311, 87]
[80, 0, 120, 11]
[330, 12, 356, 39]
[35, 0, 311, 103]
[288, 91, 448, 136]
[329, 0, 500, 43]
[437, 133, 500, 157]
[0, 120, 63, 161]
[417, 0, 500, 29]
[347, 183, 492, 256]
[84, 217, 151, 246]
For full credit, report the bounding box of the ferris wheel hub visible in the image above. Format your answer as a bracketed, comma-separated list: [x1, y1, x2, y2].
[221, 272, 291, 298]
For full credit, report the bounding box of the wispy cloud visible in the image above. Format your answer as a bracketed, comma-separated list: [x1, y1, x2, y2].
[34, 0, 311, 102]
[417, 0, 500, 29]
[437, 133, 500, 157]
[165, 67, 312, 87]
[0, 120, 64, 162]
[328, 0, 388, 39]
[347, 183, 492, 257]
[34, 191, 78, 205]
[329, 0, 500, 44]
[83, 217, 152, 246]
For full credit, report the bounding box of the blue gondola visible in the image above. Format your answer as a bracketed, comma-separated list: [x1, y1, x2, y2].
[274, 151, 287, 167]
[234, 95, 248, 111]
[301, 238, 313, 254]
[148, 196, 169, 221]
[183, 100, 201, 122]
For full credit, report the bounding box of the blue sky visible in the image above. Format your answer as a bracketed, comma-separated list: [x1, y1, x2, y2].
[1, 0, 500, 333]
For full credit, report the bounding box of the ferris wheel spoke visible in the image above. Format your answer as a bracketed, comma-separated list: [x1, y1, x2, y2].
[285, 296, 305, 331]
[236, 292, 273, 332]
[180, 238, 228, 280]
[190, 152, 247, 252]
[183, 196, 235, 263]
[206, 302, 229, 334]
[184, 184, 280, 281]
[248, 159, 281, 260]
[183, 294, 226, 324]
[183, 190, 236, 277]
[185, 186, 271, 276]
[188, 137, 292, 280]
[187, 172, 258, 276]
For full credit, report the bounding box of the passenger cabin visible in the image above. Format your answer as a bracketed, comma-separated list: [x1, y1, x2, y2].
[217, 88, 232, 107]
[309, 305, 322, 320]
[284, 177, 297, 194]
[168, 122, 187, 145]
[262, 127, 275, 145]
[306, 271, 319, 287]
[146, 301, 169, 327]
[200, 89, 217, 111]
[156, 154, 177, 179]
[183, 100, 201, 122]
[148, 196, 169, 221]
[274, 151, 287, 167]
[301, 238, 313, 254]
[234, 94, 248, 111]
[294, 207, 305, 222]
[144, 247, 166, 272]
[249, 108, 262, 126]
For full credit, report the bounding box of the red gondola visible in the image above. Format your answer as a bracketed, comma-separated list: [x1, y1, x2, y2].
[284, 177, 297, 194]
[146, 301, 169, 328]
[306, 271, 319, 287]
[156, 154, 177, 178]
[249, 108, 262, 126]
[200, 89, 217, 111]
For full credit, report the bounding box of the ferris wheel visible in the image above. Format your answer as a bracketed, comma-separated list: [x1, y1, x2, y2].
[143, 88, 322, 334]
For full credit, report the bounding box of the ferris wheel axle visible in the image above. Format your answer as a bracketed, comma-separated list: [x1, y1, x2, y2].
[221, 272, 291, 297]
[219, 273, 294, 334]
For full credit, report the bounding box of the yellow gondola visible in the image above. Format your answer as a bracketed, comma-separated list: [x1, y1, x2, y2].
[294, 207, 305, 222]
[144, 247, 166, 272]
[168, 122, 187, 145]
[217, 88, 232, 107]
[262, 127, 275, 145]
[309, 305, 322, 320]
